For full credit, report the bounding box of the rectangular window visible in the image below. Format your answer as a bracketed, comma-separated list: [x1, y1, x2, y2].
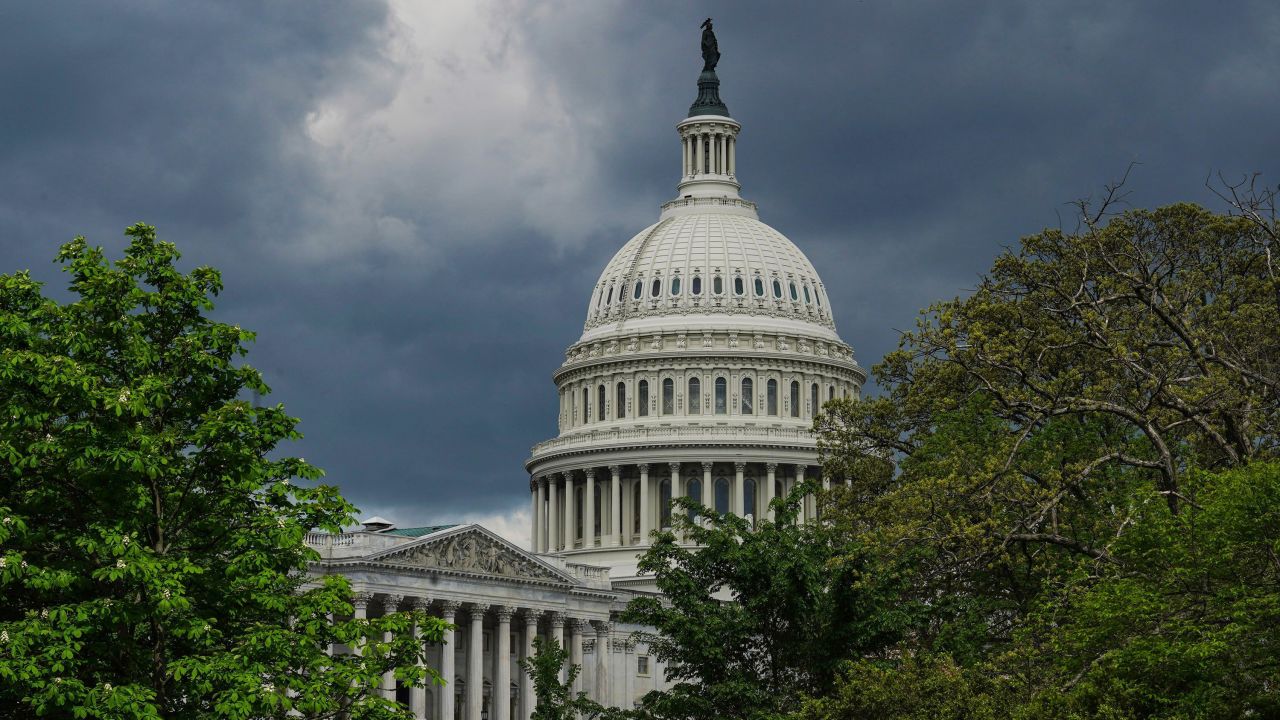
[638, 656, 650, 676]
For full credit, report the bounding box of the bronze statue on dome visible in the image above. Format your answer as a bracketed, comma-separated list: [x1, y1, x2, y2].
[700, 18, 720, 71]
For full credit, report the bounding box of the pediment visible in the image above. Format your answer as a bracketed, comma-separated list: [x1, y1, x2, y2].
[367, 525, 574, 584]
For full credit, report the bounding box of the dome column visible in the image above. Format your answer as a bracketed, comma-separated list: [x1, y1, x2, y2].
[638, 463, 651, 543]
[531, 478, 541, 553]
[734, 461, 746, 517]
[562, 472, 574, 550]
[609, 465, 622, 547]
[765, 463, 777, 522]
[547, 476, 558, 551]
[669, 462, 683, 539]
[585, 468, 596, 548]
[728, 135, 736, 176]
[701, 462, 713, 522]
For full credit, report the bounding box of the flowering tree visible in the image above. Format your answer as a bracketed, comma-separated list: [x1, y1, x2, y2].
[0, 225, 446, 718]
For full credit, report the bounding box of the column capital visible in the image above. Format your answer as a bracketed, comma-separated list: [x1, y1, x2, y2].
[608, 464, 622, 476]
[637, 462, 649, 473]
[438, 599, 462, 619]
[549, 611, 567, 629]
[521, 608, 544, 625]
[568, 618, 587, 632]
[530, 477, 538, 492]
[584, 467, 596, 480]
[560, 470, 574, 481]
[381, 594, 405, 612]
[352, 591, 375, 611]
[734, 461, 747, 472]
[494, 605, 515, 623]
[591, 620, 613, 635]
[668, 462, 681, 474]
[794, 463, 807, 475]
[468, 603, 490, 620]
[702, 461, 714, 471]
[766, 462, 778, 472]
[412, 597, 432, 612]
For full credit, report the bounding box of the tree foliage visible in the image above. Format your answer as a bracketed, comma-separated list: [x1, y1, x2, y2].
[812, 198, 1280, 716]
[0, 225, 447, 718]
[521, 636, 604, 720]
[622, 490, 906, 720]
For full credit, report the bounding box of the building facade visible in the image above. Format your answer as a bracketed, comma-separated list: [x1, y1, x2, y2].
[308, 33, 863, 720]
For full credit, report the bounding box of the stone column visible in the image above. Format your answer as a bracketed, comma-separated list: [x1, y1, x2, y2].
[668, 462, 683, 535]
[522, 610, 541, 720]
[547, 477, 558, 552]
[409, 598, 432, 719]
[585, 468, 596, 548]
[637, 464, 651, 542]
[729, 135, 736, 176]
[765, 463, 777, 522]
[549, 612, 567, 683]
[593, 621, 612, 706]
[382, 595, 404, 698]
[569, 620, 585, 699]
[700, 462, 712, 518]
[440, 601, 462, 720]
[734, 462, 746, 518]
[467, 605, 487, 720]
[495, 607, 513, 720]
[562, 472, 574, 550]
[609, 465, 622, 547]
[352, 591, 373, 657]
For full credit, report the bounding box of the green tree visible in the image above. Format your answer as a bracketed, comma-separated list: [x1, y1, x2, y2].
[622, 489, 906, 720]
[521, 636, 604, 720]
[0, 225, 448, 718]
[812, 198, 1280, 715]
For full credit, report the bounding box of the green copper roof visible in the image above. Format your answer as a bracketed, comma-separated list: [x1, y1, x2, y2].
[382, 524, 456, 537]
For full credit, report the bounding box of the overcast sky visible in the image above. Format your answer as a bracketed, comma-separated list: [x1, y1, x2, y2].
[3, 1, 1277, 546]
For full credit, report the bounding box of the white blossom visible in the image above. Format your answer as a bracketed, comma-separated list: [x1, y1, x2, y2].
[103, 683, 112, 692]
[0, 630, 8, 642]
[261, 682, 275, 693]
[162, 589, 171, 600]
[117, 388, 131, 404]
[116, 559, 126, 569]
[121, 535, 130, 546]
[53, 677, 62, 684]
[276, 517, 286, 528]
[20, 561, 27, 569]
[2, 516, 10, 525]
[40, 609, 48, 619]
[0, 557, 6, 568]
[44, 433, 53, 443]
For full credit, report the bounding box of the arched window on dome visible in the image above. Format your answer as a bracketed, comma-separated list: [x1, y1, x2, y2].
[790, 380, 800, 418]
[595, 286, 604, 309]
[598, 384, 606, 421]
[619, 283, 628, 303]
[733, 276, 744, 296]
[671, 276, 681, 296]
[803, 284, 812, 304]
[714, 476, 730, 514]
[651, 278, 662, 298]
[662, 378, 674, 415]
[815, 287, 823, 307]
[616, 382, 626, 419]
[659, 478, 672, 528]
[593, 483, 602, 536]
[634, 280, 643, 300]
[583, 388, 590, 424]
[753, 276, 765, 297]
[741, 377, 754, 414]
[633, 481, 641, 535]
[714, 275, 724, 295]
[688, 377, 701, 414]
[638, 380, 649, 417]
[686, 476, 702, 522]
[789, 281, 799, 301]
[715, 377, 727, 414]
[772, 279, 782, 299]
[767, 379, 778, 415]
[811, 383, 819, 418]
[605, 283, 613, 305]
[691, 275, 702, 295]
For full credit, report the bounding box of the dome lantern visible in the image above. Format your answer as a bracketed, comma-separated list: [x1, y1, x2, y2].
[669, 19, 746, 214]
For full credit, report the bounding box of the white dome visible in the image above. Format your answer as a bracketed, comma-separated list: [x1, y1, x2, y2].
[580, 211, 839, 345]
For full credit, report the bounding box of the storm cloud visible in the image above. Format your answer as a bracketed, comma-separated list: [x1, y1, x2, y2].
[3, 1, 1277, 545]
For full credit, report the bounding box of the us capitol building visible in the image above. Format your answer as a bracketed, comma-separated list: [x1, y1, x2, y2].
[307, 25, 864, 720]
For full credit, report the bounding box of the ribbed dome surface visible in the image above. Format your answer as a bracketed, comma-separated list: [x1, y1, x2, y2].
[582, 212, 836, 339]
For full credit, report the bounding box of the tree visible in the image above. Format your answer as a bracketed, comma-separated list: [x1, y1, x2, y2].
[621, 489, 906, 720]
[521, 636, 605, 720]
[813, 197, 1280, 714]
[0, 225, 447, 718]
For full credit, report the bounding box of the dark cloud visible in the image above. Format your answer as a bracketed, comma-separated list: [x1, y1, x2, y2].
[3, 1, 1278, 534]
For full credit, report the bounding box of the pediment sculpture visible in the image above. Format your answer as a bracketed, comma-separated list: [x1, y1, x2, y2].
[380, 530, 564, 582]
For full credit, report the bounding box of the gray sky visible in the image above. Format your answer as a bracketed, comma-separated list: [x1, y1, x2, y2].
[3, 1, 1277, 544]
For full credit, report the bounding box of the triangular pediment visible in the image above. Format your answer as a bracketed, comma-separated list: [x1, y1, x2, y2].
[366, 524, 575, 584]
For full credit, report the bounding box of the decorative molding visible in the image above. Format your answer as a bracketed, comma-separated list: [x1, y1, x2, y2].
[381, 594, 405, 612]
[549, 611, 567, 629]
[438, 600, 462, 619]
[521, 609, 544, 625]
[494, 606, 514, 623]
[352, 591, 375, 611]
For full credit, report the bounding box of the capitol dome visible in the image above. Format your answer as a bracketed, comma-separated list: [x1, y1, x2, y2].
[525, 48, 864, 585]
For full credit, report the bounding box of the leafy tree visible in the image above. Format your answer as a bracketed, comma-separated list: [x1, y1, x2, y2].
[0, 225, 447, 718]
[521, 636, 604, 720]
[813, 197, 1280, 714]
[622, 489, 906, 720]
